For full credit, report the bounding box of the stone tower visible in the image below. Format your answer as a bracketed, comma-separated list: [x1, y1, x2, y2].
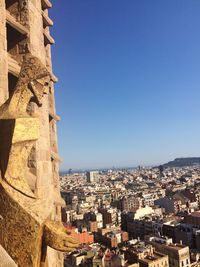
[0, 0, 64, 266]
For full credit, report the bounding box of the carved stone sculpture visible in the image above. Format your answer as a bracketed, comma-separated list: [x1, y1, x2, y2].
[0, 55, 78, 266]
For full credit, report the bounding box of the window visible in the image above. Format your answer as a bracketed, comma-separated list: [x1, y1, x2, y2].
[6, 0, 19, 19]
[8, 72, 18, 96]
[6, 23, 27, 60]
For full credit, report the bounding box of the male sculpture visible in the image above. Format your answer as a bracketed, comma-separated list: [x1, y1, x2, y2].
[0, 55, 78, 266]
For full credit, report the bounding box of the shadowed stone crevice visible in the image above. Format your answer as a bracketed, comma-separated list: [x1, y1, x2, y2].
[0, 119, 15, 178]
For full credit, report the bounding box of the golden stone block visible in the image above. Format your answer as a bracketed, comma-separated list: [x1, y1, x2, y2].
[12, 117, 40, 144]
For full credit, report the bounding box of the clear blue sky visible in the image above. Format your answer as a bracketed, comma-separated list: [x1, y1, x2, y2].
[50, 1, 200, 170]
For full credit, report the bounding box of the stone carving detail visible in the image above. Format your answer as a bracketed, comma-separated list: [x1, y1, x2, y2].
[18, 42, 30, 54]
[18, 0, 29, 26]
[0, 54, 50, 198]
[0, 55, 78, 266]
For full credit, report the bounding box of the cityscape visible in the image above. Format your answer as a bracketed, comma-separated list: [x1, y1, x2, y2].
[60, 161, 200, 267]
[0, 0, 200, 267]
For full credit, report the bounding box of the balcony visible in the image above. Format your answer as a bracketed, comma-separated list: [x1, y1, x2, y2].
[41, 0, 52, 10]
[6, 0, 19, 20]
[43, 28, 55, 46]
[42, 11, 53, 27]
[6, 12, 28, 61]
[6, 11, 28, 35]
[49, 112, 60, 122]
[51, 151, 62, 162]
[51, 73, 58, 83]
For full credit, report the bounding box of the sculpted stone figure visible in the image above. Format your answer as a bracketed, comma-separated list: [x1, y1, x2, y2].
[0, 55, 78, 266]
[0, 55, 50, 198]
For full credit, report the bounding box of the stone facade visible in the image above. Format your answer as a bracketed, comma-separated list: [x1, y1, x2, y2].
[0, 0, 64, 266]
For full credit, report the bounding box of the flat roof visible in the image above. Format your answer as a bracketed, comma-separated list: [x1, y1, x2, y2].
[139, 252, 167, 264]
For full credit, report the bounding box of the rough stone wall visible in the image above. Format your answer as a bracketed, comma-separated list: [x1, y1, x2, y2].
[0, 245, 17, 267]
[0, 1, 8, 105]
[0, 0, 63, 266]
[28, 0, 53, 202]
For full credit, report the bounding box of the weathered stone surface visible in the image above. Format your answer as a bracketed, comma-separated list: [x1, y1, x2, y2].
[0, 245, 17, 267]
[0, 55, 79, 266]
[0, 178, 78, 267]
[0, 54, 50, 198]
[12, 118, 39, 143]
[0, 1, 71, 265]
[44, 221, 79, 252]
[0, 181, 44, 267]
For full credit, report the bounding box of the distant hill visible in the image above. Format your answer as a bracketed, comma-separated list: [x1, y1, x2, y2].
[163, 157, 200, 168]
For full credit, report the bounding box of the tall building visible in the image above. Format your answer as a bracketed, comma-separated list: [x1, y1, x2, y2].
[124, 242, 169, 267]
[86, 171, 99, 183]
[119, 196, 142, 212]
[0, 0, 64, 266]
[146, 236, 190, 267]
